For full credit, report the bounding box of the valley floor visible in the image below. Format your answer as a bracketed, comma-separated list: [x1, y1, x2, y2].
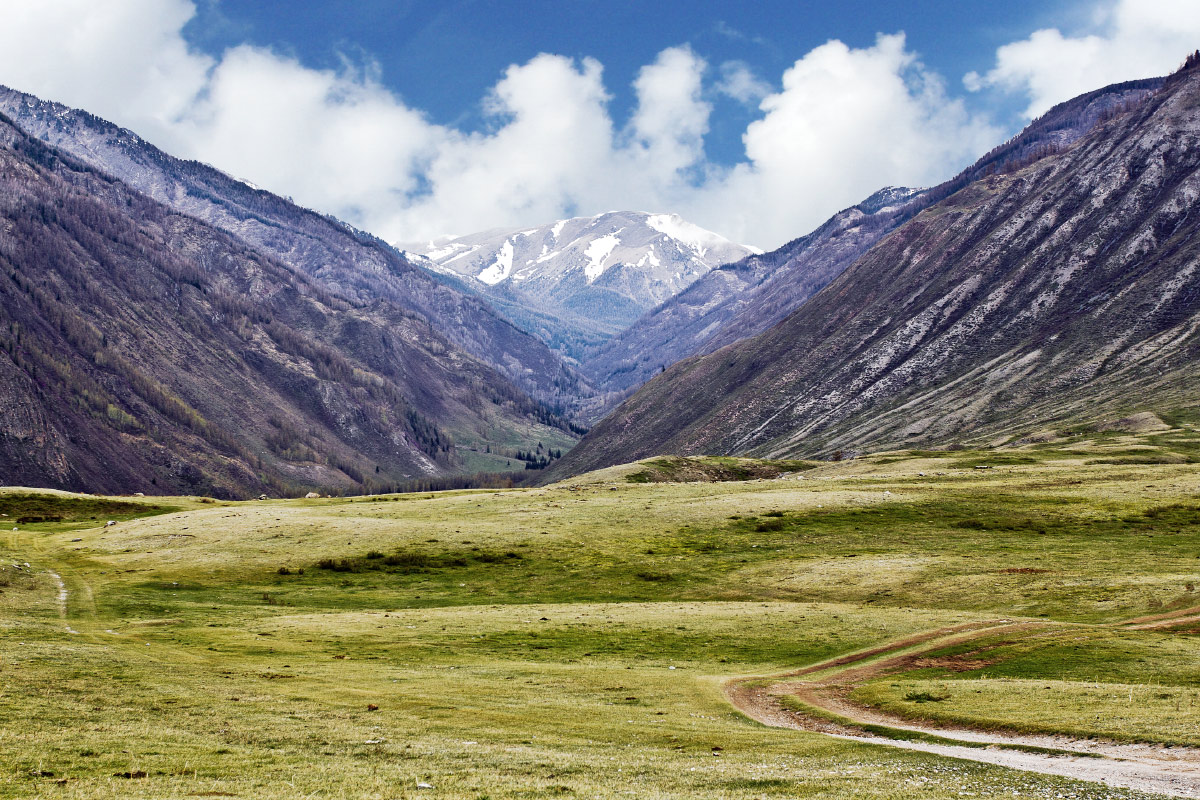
[3, 422, 1200, 798]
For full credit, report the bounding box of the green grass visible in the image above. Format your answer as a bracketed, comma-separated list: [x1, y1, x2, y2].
[848, 625, 1200, 745]
[2, 436, 1199, 798]
[624, 455, 818, 483]
[854, 677, 1200, 746]
[0, 490, 178, 526]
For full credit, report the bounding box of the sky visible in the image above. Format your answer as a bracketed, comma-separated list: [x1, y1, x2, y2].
[1, 1, 1198, 250]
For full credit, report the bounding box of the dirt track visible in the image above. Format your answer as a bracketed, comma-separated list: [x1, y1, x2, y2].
[724, 621, 1200, 798]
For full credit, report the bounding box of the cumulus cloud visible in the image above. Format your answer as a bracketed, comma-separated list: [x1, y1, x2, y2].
[0, 1, 1000, 250]
[395, 54, 617, 241]
[175, 45, 443, 229]
[626, 47, 710, 178]
[965, 0, 1200, 118]
[0, 0, 211, 141]
[676, 34, 1000, 247]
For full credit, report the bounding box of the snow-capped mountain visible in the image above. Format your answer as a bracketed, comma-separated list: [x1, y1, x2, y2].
[405, 212, 758, 343]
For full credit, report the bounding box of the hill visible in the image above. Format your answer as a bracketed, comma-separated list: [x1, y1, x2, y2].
[0, 86, 592, 413]
[6, 436, 1200, 796]
[551, 69, 1197, 477]
[580, 77, 1164, 404]
[0, 113, 573, 497]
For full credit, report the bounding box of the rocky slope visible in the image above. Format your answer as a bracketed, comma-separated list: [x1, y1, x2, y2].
[0, 86, 590, 412]
[582, 78, 1165, 401]
[551, 68, 1198, 477]
[0, 114, 573, 498]
[405, 211, 755, 361]
[582, 187, 925, 396]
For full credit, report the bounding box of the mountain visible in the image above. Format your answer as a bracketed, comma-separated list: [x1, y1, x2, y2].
[0, 86, 591, 413]
[581, 187, 926, 397]
[0, 112, 575, 498]
[582, 77, 1165, 402]
[550, 67, 1197, 478]
[404, 211, 756, 361]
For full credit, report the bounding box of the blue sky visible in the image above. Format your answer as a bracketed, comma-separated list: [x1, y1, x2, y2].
[2, 1, 1197, 248]
[184, 0, 1063, 165]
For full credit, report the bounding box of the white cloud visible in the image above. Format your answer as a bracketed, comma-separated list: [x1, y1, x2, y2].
[626, 46, 710, 178]
[392, 54, 617, 241]
[715, 61, 772, 105]
[175, 45, 443, 227]
[965, 0, 1200, 118]
[0, 0, 211, 140]
[0, 1, 1000, 251]
[676, 34, 1000, 247]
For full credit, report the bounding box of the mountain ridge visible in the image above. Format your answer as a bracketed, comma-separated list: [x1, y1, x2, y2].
[0, 110, 574, 497]
[549, 68, 1198, 479]
[406, 210, 755, 363]
[0, 85, 593, 413]
[579, 76, 1166, 404]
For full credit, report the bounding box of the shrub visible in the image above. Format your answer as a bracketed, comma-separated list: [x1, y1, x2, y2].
[316, 558, 359, 573]
[904, 692, 950, 703]
[635, 571, 674, 582]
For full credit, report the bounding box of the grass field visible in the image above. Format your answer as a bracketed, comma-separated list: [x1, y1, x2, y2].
[2, 421, 1199, 798]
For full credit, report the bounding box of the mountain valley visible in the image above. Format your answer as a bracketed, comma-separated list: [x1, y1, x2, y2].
[2, 13, 1200, 800]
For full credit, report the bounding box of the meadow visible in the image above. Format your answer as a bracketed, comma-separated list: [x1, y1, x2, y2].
[2, 419, 1199, 798]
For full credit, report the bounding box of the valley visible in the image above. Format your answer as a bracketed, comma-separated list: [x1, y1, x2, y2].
[3, 423, 1199, 798]
[0, 16, 1198, 800]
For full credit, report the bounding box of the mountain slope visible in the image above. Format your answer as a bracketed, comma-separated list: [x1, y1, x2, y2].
[0, 86, 590, 412]
[552, 68, 1200, 477]
[582, 187, 925, 396]
[406, 211, 755, 360]
[582, 77, 1166, 401]
[0, 113, 573, 497]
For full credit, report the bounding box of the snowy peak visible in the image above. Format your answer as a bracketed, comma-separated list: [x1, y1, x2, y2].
[405, 211, 756, 337]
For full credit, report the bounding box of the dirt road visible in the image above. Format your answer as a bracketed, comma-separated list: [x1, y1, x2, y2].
[725, 621, 1200, 798]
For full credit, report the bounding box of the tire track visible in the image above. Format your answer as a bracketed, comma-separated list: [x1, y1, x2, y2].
[47, 569, 80, 634]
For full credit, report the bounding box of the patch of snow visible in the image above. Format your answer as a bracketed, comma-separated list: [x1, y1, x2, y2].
[444, 244, 483, 265]
[518, 229, 537, 237]
[636, 249, 662, 269]
[584, 233, 621, 282]
[551, 219, 568, 240]
[477, 240, 515, 285]
[426, 242, 471, 261]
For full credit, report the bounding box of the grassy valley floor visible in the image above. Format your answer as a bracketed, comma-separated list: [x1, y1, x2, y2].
[2, 422, 1200, 798]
